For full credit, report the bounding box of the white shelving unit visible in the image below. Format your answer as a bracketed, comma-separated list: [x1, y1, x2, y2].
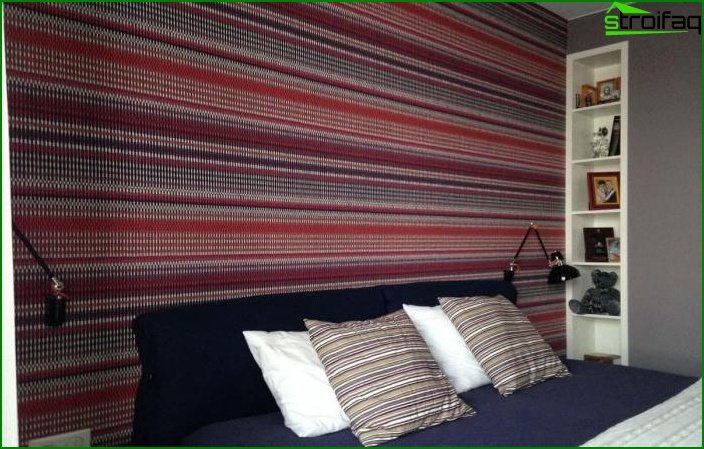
[565, 42, 628, 364]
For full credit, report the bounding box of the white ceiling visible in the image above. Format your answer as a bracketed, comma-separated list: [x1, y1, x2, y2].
[537, 2, 616, 20]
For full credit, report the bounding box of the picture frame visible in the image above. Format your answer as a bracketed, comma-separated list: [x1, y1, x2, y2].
[596, 77, 621, 104]
[583, 228, 615, 262]
[587, 171, 620, 210]
[606, 237, 621, 263]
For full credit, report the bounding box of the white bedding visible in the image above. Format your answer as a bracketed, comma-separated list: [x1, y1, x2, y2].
[583, 379, 702, 447]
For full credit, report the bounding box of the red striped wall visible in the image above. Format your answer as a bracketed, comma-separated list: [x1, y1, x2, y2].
[6, 2, 566, 445]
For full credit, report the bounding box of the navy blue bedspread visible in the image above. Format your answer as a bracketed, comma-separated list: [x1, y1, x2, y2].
[183, 360, 697, 446]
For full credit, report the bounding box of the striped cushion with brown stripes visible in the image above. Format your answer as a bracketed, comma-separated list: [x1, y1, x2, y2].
[304, 310, 474, 446]
[439, 296, 570, 396]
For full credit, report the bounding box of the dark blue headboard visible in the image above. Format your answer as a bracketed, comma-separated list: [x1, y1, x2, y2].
[382, 279, 517, 312]
[132, 279, 516, 445]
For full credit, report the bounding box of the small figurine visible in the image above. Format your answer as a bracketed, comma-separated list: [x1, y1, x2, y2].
[569, 269, 620, 316]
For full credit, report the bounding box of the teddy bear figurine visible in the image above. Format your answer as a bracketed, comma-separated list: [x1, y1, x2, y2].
[568, 269, 620, 316]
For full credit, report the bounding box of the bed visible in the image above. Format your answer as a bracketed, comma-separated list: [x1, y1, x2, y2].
[132, 279, 698, 446]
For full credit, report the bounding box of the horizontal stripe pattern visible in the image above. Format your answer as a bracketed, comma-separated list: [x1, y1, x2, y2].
[6, 2, 566, 445]
[305, 311, 474, 446]
[440, 296, 570, 396]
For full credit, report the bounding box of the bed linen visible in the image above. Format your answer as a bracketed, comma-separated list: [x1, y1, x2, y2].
[582, 378, 701, 447]
[183, 360, 696, 446]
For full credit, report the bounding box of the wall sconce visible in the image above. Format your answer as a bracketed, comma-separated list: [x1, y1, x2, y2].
[12, 222, 68, 327]
[504, 223, 580, 284]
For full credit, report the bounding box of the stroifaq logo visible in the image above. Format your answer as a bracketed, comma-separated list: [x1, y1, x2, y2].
[604, 2, 701, 36]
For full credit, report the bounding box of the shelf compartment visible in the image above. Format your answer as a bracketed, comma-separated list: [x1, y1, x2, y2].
[569, 314, 622, 360]
[568, 214, 621, 268]
[570, 49, 622, 111]
[565, 265, 623, 311]
[569, 160, 621, 209]
[570, 106, 621, 161]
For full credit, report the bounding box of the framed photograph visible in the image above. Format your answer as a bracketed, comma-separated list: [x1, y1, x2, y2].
[583, 228, 614, 262]
[596, 77, 621, 104]
[587, 171, 620, 210]
[606, 237, 621, 263]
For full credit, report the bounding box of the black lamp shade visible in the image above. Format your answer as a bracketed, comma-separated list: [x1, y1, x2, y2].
[548, 264, 581, 284]
[44, 294, 67, 327]
[503, 269, 515, 282]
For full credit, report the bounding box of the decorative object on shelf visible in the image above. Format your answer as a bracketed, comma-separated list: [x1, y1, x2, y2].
[568, 269, 620, 316]
[591, 126, 610, 158]
[503, 222, 580, 284]
[596, 77, 621, 104]
[587, 171, 620, 210]
[608, 115, 621, 156]
[583, 227, 614, 262]
[11, 222, 69, 327]
[583, 353, 620, 364]
[606, 237, 621, 262]
[579, 84, 597, 108]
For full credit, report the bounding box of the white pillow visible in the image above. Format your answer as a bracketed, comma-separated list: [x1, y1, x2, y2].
[242, 331, 349, 437]
[403, 304, 491, 393]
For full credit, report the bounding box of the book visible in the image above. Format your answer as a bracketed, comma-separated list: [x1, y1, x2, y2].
[608, 115, 621, 156]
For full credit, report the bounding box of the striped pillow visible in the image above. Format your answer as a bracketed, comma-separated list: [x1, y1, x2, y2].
[304, 310, 474, 446]
[439, 296, 570, 396]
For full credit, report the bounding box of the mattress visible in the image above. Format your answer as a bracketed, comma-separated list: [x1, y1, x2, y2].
[183, 360, 697, 446]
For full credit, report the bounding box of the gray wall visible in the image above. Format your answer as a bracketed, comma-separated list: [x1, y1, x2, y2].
[568, 3, 702, 377]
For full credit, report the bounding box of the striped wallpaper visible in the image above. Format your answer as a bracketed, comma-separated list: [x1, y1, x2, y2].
[5, 2, 566, 445]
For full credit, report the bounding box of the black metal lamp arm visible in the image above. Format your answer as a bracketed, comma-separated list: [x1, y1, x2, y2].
[511, 223, 550, 262]
[11, 222, 67, 326]
[12, 222, 58, 281]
